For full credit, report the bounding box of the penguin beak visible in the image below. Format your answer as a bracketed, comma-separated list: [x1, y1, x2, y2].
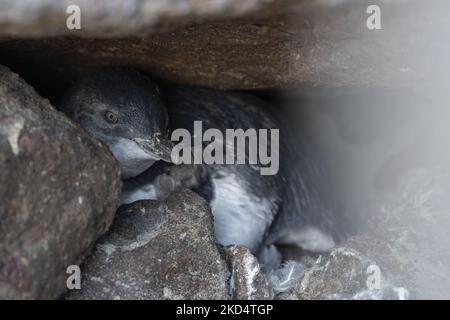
[133, 135, 173, 163]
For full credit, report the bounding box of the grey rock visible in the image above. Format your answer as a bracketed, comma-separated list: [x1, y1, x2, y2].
[277, 247, 407, 300]
[346, 167, 450, 299]
[1, 0, 449, 90]
[328, 286, 409, 300]
[0, 65, 121, 299]
[224, 245, 273, 300]
[65, 189, 230, 300]
[280, 166, 450, 300]
[0, 0, 273, 37]
[278, 247, 376, 300]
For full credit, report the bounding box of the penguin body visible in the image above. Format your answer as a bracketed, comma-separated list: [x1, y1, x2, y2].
[60, 68, 338, 262]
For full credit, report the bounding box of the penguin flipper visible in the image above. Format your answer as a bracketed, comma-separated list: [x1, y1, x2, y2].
[121, 162, 208, 204]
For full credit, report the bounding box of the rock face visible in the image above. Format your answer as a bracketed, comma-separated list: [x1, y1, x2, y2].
[344, 166, 450, 300]
[0, 65, 121, 299]
[278, 248, 405, 300]
[0, 0, 273, 37]
[224, 245, 273, 300]
[1, 0, 449, 301]
[1, 0, 449, 92]
[65, 189, 230, 300]
[279, 164, 450, 300]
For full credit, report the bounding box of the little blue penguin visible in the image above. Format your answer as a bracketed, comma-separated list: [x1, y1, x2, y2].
[59, 68, 340, 266]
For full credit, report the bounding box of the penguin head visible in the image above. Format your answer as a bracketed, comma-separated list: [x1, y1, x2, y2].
[59, 68, 173, 179]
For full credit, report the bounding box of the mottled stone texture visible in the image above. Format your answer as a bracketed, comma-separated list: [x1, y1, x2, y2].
[224, 245, 273, 300]
[65, 189, 230, 300]
[0, 0, 274, 37]
[1, 0, 449, 92]
[278, 165, 450, 300]
[0, 65, 121, 299]
[1, 0, 449, 301]
[278, 247, 376, 300]
[344, 167, 450, 300]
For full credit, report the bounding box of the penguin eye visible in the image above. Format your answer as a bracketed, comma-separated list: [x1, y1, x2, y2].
[104, 111, 118, 124]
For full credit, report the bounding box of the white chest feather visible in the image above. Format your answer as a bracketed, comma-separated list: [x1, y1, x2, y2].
[210, 172, 275, 252]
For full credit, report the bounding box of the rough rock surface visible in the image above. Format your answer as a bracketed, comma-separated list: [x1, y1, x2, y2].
[64, 189, 230, 300]
[224, 245, 273, 300]
[345, 167, 450, 300]
[279, 164, 450, 300]
[0, 65, 121, 299]
[1, 0, 449, 91]
[0, 0, 275, 37]
[278, 247, 406, 300]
